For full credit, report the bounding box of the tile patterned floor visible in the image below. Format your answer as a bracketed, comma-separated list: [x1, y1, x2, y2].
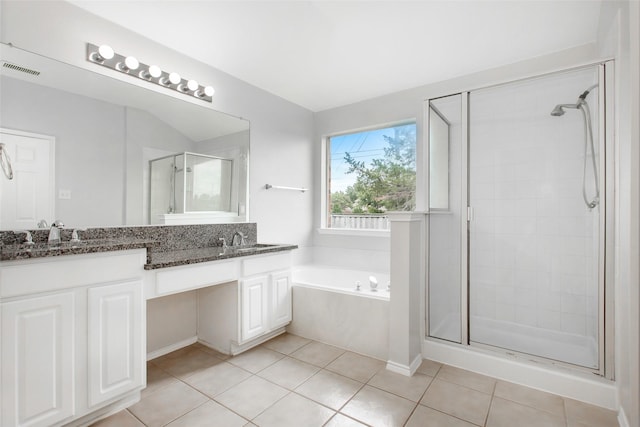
[92, 334, 619, 427]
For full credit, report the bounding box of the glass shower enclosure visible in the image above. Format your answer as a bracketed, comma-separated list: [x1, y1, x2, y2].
[149, 152, 233, 222]
[427, 63, 613, 375]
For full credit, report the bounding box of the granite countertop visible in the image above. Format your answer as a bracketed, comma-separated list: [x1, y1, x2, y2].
[0, 224, 296, 268]
[1, 238, 297, 270]
[0, 238, 159, 261]
[144, 243, 298, 270]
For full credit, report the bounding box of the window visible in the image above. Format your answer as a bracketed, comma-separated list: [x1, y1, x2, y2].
[325, 122, 416, 230]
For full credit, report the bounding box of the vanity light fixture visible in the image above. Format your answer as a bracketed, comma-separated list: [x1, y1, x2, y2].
[86, 43, 214, 102]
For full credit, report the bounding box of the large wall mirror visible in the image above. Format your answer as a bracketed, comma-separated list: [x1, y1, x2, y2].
[0, 43, 249, 229]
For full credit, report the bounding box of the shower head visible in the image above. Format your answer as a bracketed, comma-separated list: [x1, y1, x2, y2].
[551, 84, 597, 117]
[550, 103, 581, 117]
[550, 105, 566, 116]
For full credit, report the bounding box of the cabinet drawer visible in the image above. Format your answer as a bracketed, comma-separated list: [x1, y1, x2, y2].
[0, 250, 146, 299]
[242, 252, 291, 277]
[156, 260, 238, 295]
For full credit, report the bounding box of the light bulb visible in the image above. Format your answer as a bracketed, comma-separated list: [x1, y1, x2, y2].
[160, 71, 180, 86]
[196, 86, 215, 98]
[149, 65, 162, 78]
[187, 79, 199, 91]
[168, 72, 181, 85]
[97, 44, 114, 60]
[117, 56, 140, 72]
[139, 65, 162, 80]
[124, 56, 139, 70]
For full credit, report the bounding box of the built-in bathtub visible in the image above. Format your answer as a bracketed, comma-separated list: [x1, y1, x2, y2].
[287, 264, 390, 360]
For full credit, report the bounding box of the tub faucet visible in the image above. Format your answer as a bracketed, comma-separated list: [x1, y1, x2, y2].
[369, 276, 378, 291]
[48, 220, 64, 245]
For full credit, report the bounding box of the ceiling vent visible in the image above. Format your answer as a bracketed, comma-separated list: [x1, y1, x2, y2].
[1, 61, 40, 76]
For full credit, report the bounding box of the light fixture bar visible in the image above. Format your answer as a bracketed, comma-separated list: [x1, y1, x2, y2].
[86, 43, 214, 103]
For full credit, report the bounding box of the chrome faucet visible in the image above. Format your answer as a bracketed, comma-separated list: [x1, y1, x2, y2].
[15, 230, 34, 245]
[48, 220, 64, 245]
[231, 231, 246, 247]
[219, 237, 228, 252]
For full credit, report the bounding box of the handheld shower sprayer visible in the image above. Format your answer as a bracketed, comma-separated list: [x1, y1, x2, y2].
[550, 84, 600, 209]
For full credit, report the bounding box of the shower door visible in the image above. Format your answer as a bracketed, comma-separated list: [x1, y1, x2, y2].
[468, 66, 605, 369]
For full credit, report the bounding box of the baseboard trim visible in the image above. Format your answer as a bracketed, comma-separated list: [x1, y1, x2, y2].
[230, 328, 286, 355]
[147, 336, 198, 361]
[62, 390, 141, 427]
[618, 406, 630, 427]
[386, 354, 423, 377]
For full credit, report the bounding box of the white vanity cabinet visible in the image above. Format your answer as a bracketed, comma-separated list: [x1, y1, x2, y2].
[240, 275, 269, 341]
[1, 292, 76, 427]
[196, 251, 293, 355]
[0, 250, 146, 427]
[240, 269, 292, 342]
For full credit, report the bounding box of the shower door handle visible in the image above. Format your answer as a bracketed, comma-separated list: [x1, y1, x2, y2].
[467, 206, 474, 222]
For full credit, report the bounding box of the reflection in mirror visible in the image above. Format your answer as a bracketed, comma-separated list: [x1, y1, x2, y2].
[428, 93, 463, 343]
[0, 43, 249, 229]
[150, 152, 236, 224]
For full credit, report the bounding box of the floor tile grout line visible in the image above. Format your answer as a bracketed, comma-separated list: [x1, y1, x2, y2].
[125, 408, 147, 427]
[158, 399, 212, 427]
[491, 390, 569, 420]
[483, 378, 498, 427]
[244, 389, 296, 423]
[400, 401, 421, 427]
[417, 404, 487, 427]
[432, 372, 496, 396]
[167, 360, 258, 424]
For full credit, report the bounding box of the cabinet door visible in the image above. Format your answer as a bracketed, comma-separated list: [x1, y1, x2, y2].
[240, 276, 268, 342]
[87, 281, 144, 407]
[1, 292, 75, 427]
[271, 271, 292, 328]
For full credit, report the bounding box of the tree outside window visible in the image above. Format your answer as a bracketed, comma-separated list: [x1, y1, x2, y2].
[327, 123, 416, 229]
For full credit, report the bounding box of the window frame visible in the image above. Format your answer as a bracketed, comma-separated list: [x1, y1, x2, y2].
[320, 120, 417, 234]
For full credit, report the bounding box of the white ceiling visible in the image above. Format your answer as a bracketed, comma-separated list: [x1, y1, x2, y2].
[67, 1, 602, 112]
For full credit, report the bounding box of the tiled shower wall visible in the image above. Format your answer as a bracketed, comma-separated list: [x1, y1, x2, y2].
[468, 67, 600, 342]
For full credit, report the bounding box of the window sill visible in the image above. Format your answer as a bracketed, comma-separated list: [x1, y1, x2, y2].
[316, 228, 390, 238]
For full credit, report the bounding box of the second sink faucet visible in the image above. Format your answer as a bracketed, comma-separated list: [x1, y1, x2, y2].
[48, 220, 64, 245]
[231, 231, 247, 247]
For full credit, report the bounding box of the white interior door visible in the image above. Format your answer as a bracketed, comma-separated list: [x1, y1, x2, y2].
[0, 128, 55, 229]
